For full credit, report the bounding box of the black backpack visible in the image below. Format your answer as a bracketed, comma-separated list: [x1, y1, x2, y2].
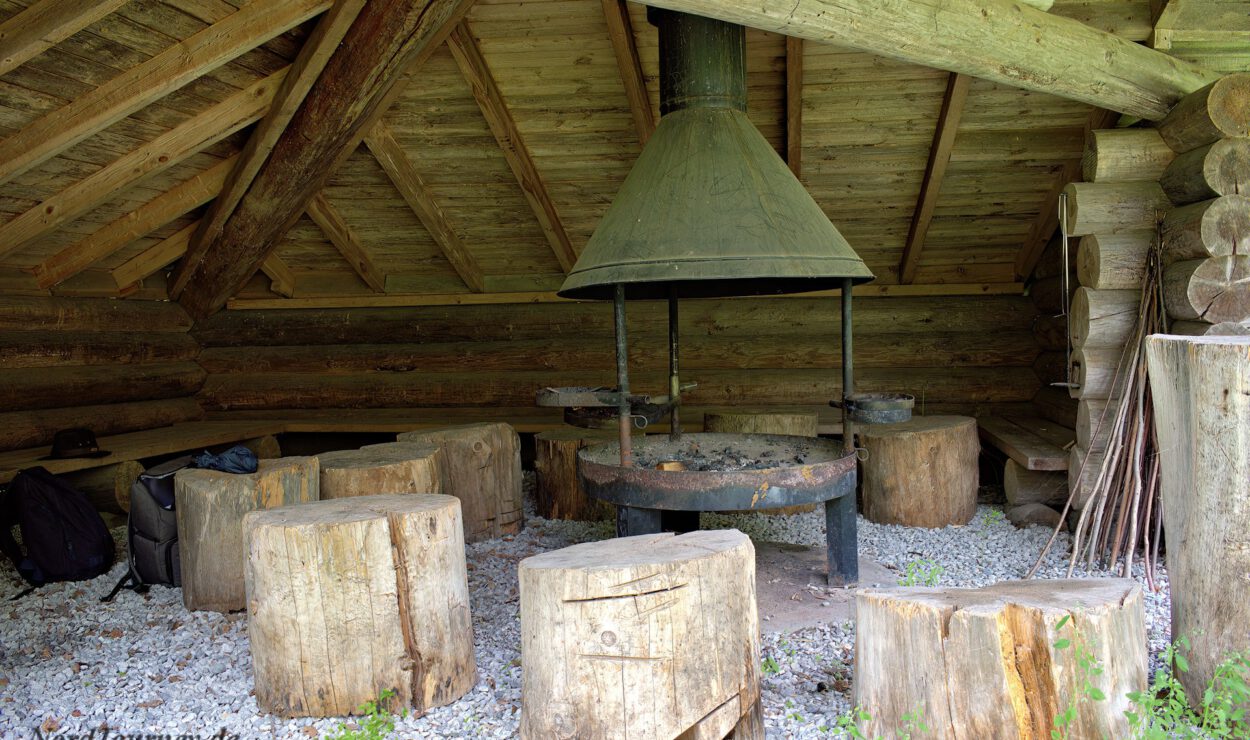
[102, 455, 191, 602]
[0, 467, 115, 594]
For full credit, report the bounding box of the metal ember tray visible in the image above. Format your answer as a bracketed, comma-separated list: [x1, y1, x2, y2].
[535, 386, 668, 408]
[578, 433, 856, 512]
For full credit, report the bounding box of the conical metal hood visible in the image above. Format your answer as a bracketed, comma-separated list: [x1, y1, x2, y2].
[559, 11, 873, 301]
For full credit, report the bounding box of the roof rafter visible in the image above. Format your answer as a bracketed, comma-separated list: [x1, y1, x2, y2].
[0, 68, 289, 262]
[0, 0, 130, 77]
[602, 0, 655, 146]
[0, 0, 329, 190]
[174, 0, 369, 300]
[305, 192, 387, 293]
[447, 20, 578, 273]
[898, 72, 970, 285]
[260, 253, 297, 298]
[110, 221, 197, 290]
[173, 0, 477, 318]
[365, 123, 485, 293]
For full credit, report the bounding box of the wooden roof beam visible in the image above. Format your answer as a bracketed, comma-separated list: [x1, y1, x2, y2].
[639, 0, 1219, 119]
[1014, 108, 1120, 280]
[34, 155, 238, 289]
[260, 254, 297, 298]
[110, 221, 198, 290]
[364, 124, 485, 293]
[898, 73, 971, 285]
[785, 36, 803, 178]
[602, 0, 655, 146]
[305, 192, 387, 293]
[0, 0, 130, 77]
[174, 0, 369, 300]
[447, 21, 578, 273]
[0, 0, 329, 189]
[0, 68, 288, 262]
[173, 0, 477, 318]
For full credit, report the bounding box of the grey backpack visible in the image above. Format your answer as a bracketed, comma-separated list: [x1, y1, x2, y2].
[101, 455, 192, 601]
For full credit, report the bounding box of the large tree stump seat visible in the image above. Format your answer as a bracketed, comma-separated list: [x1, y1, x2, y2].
[533, 429, 617, 522]
[175, 456, 319, 612]
[856, 578, 1146, 739]
[858, 415, 979, 527]
[316, 442, 445, 499]
[519, 530, 763, 739]
[244, 494, 475, 718]
[395, 422, 523, 542]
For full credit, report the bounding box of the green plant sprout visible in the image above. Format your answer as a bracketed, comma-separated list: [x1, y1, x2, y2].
[898, 558, 944, 587]
[1125, 637, 1250, 739]
[323, 688, 405, 740]
[1050, 614, 1106, 740]
[761, 656, 782, 676]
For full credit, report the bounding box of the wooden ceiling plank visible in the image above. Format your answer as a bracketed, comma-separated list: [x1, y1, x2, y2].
[898, 72, 971, 285]
[110, 220, 198, 289]
[0, 68, 288, 262]
[260, 253, 296, 298]
[447, 21, 578, 273]
[1014, 107, 1121, 280]
[304, 192, 387, 293]
[173, 0, 477, 318]
[0, 0, 329, 190]
[174, 0, 369, 300]
[364, 123, 486, 293]
[0, 0, 130, 77]
[639, 0, 1218, 119]
[33, 154, 238, 289]
[786, 35, 803, 178]
[601, 0, 655, 146]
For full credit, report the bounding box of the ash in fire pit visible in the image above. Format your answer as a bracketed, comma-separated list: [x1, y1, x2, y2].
[635, 440, 811, 472]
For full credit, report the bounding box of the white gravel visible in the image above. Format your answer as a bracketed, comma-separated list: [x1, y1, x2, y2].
[1, 476, 1171, 739]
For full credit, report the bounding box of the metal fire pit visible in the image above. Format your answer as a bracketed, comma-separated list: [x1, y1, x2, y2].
[579, 433, 859, 586]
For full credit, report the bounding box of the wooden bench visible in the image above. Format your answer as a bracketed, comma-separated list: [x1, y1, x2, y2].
[976, 415, 1072, 472]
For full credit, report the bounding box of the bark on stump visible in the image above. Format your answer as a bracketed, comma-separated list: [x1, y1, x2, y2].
[395, 423, 523, 542]
[317, 442, 445, 499]
[855, 579, 1146, 739]
[705, 411, 821, 514]
[175, 457, 319, 612]
[858, 416, 978, 528]
[244, 494, 474, 717]
[533, 429, 616, 522]
[1147, 335, 1250, 702]
[519, 530, 762, 739]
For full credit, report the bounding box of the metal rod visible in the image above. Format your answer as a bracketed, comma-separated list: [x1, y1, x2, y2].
[614, 283, 633, 467]
[668, 287, 681, 442]
[841, 277, 854, 454]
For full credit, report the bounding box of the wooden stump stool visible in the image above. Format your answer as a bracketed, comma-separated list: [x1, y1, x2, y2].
[175, 457, 318, 612]
[244, 494, 475, 717]
[396, 423, 523, 542]
[317, 443, 445, 499]
[706, 411, 820, 514]
[856, 579, 1146, 739]
[858, 416, 978, 527]
[533, 429, 617, 521]
[519, 530, 763, 739]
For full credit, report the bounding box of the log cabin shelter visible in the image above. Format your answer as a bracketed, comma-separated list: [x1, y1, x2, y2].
[0, 0, 1244, 492]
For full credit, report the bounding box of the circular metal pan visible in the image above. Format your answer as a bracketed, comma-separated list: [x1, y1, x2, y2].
[841, 392, 915, 424]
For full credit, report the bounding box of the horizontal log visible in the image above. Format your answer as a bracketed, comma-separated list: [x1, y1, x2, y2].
[1163, 256, 1250, 323]
[0, 398, 205, 452]
[1169, 320, 1250, 336]
[62, 460, 145, 515]
[1076, 232, 1154, 290]
[0, 362, 206, 413]
[1076, 398, 1115, 453]
[1160, 195, 1250, 261]
[198, 367, 1041, 411]
[1071, 287, 1141, 348]
[0, 295, 192, 333]
[1032, 313, 1070, 352]
[193, 296, 1038, 346]
[1081, 129, 1174, 183]
[198, 331, 1038, 375]
[1161, 138, 1250, 205]
[1032, 234, 1077, 280]
[1029, 276, 1074, 314]
[1032, 350, 1069, 386]
[1070, 346, 1128, 400]
[1157, 73, 1250, 153]
[0, 331, 199, 369]
[1069, 444, 1106, 510]
[1033, 386, 1079, 430]
[1061, 182, 1170, 236]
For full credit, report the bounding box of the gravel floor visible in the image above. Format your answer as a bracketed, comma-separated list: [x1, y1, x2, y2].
[0, 477, 1171, 739]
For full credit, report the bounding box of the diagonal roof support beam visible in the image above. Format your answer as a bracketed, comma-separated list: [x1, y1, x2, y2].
[305, 192, 387, 293]
[0, 0, 130, 77]
[898, 72, 970, 285]
[602, 0, 656, 147]
[173, 0, 478, 318]
[447, 21, 578, 273]
[637, 0, 1219, 119]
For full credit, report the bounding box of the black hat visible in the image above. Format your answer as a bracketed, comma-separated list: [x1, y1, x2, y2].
[41, 428, 111, 460]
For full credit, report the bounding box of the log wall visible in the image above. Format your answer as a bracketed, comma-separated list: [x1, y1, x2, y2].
[0, 296, 205, 452]
[195, 295, 1043, 426]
